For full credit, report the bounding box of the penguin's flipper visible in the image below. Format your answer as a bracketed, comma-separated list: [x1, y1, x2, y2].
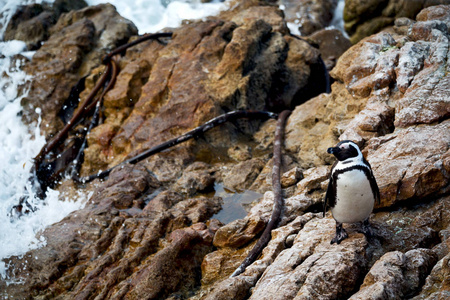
[323, 161, 338, 217]
[323, 179, 332, 217]
[364, 157, 380, 205]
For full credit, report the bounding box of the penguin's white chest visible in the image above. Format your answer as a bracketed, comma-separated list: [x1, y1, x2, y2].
[331, 169, 374, 223]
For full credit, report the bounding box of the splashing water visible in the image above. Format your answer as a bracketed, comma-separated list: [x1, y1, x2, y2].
[0, 0, 229, 280]
[86, 0, 229, 34]
[0, 39, 88, 279]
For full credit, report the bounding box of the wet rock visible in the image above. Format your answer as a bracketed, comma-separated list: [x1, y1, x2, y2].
[21, 3, 138, 135]
[223, 158, 265, 191]
[228, 144, 253, 161]
[307, 28, 353, 70]
[281, 0, 338, 35]
[3, 0, 87, 50]
[174, 162, 218, 195]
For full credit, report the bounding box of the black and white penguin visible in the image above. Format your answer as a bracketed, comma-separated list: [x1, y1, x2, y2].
[323, 140, 380, 244]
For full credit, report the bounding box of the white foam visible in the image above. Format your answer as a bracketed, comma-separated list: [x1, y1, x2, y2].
[86, 0, 229, 34]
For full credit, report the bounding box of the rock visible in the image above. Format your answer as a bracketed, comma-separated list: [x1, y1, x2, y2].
[365, 120, 450, 207]
[307, 28, 353, 70]
[349, 249, 438, 299]
[20, 3, 138, 135]
[228, 144, 253, 161]
[284, 82, 367, 169]
[3, 0, 88, 50]
[281, 0, 338, 35]
[222, 158, 265, 191]
[174, 162, 218, 195]
[201, 213, 317, 299]
[125, 225, 215, 299]
[343, 0, 450, 43]
[79, 16, 327, 175]
[213, 216, 266, 248]
[249, 217, 367, 299]
[0, 163, 222, 299]
[280, 166, 303, 188]
[412, 253, 450, 300]
[231, 5, 289, 34]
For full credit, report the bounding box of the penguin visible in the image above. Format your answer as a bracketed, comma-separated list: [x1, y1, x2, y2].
[323, 140, 380, 244]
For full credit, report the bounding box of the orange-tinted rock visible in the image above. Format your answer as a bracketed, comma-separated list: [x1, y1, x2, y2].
[21, 3, 137, 136]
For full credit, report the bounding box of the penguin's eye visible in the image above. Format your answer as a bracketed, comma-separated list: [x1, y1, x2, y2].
[340, 144, 349, 150]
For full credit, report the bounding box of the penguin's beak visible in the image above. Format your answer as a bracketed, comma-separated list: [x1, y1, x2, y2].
[327, 146, 339, 154]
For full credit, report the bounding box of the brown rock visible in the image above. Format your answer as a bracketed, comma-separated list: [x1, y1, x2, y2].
[213, 216, 266, 248]
[284, 82, 367, 169]
[349, 249, 438, 299]
[5, 2, 450, 300]
[412, 253, 450, 300]
[201, 214, 316, 298]
[174, 162, 217, 195]
[282, 0, 338, 36]
[21, 3, 138, 135]
[231, 5, 289, 34]
[340, 97, 395, 145]
[308, 28, 353, 70]
[249, 217, 367, 299]
[343, 0, 449, 43]
[223, 158, 265, 191]
[365, 120, 450, 207]
[281, 166, 303, 188]
[3, 0, 88, 50]
[126, 225, 215, 299]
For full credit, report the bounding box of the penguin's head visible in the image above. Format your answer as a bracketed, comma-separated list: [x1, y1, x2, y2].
[327, 140, 361, 161]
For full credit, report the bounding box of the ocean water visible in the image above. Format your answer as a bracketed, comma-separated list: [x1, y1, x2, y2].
[0, 0, 229, 280]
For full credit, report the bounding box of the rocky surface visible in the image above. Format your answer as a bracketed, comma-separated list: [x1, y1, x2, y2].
[3, 0, 88, 50]
[20, 3, 138, 136]
[1, 1, 450, 300]
[344, 0, 450, 43]
[281, 0, 338, 35]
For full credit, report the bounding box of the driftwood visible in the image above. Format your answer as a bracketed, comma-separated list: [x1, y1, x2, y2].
[73, 110, 278, 183]
[231, 109, 291, 277]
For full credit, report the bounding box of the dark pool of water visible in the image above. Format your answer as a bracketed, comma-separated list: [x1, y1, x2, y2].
[212, 183, 263, 224]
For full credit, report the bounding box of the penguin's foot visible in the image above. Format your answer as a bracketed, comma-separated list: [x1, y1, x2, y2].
[331, 223, 348, 244]
[361, 218, 375, 240]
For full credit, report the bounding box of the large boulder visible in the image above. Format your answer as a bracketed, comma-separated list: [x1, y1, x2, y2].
[343, 0, 450, 43]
